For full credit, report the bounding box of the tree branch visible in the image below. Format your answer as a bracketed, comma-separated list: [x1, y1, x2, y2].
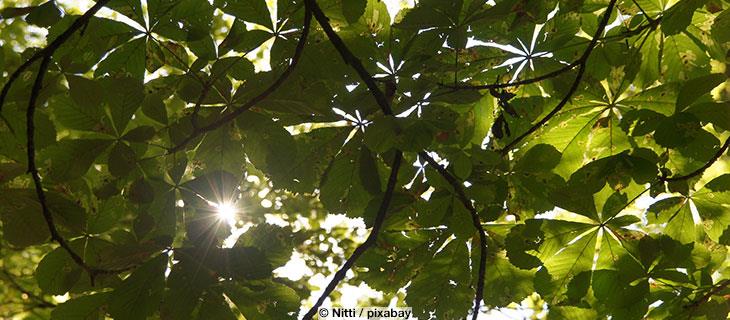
[302, 151, 403, 320]
[661, 136, 730, 182]
[25, 55, 112, 284]
[167, 7, 313, 153]
[19, 2, 135, 284]
[498, 0, 619, 154]
[305, 0, 393, 116]
[304, 0, 490, 316]
[0, 0, 112, 114]
[419, 151, 487, 320]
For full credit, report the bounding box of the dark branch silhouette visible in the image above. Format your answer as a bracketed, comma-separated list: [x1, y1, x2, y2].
[16, 1, 137, 285]
[302, 0, 491, 317]
[305, 0, 394, 116]
[168, 7, 313, 153]
[302, 151, 403, 320]
[498, 0, 620, 154]
[661, 136, 730, 182]
[419, 151, 487, 320]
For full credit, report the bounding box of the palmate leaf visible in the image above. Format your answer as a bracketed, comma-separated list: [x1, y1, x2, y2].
[647, 174, 730, 244]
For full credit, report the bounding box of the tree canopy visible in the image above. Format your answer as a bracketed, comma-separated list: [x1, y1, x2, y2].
[1, 0, 730, 319]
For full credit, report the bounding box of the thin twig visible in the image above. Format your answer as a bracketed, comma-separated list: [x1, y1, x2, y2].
[0, 0, 112, 114]
[498, 0, 619, 154]
[631, 0, 655, 23]
[168, 7, 313, 153]
[661, 136, 730, 182]
[443, 16, 659, 92]
[0, 269, 56, 308]
[419, 151, 487, 320]
[302, 151, 403, 320]
[684, 279, 730, 309]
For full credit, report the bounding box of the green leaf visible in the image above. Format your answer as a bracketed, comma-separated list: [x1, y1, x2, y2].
[48, 16, 136, 73]
[176, 247, 273, 280]
[122, 125, 156, 142]
[343, 0, 367, 24]
[211, 57, 255, 81]
[406, 240, 473, 320]
[0, 189, 86, 247]
[692, 174, 730, 242]
[196, 292, 237, 320]
[224, 280, 300, 320]
[320, 138, 375, 218]
[676, 73, 726, 110]
[160, 259, 216, 320]
[108, 142, 136, 177]
[515, 144, 562, 173]
[482, 252, 535, 307]
[129, 178, 155, 204]
[140, 93, 168, 124]
[214, 0, 272, 28]
[51, 292, 110, 320]
[96, 37, 146, 80]
[235, 224, 303, 268]
[661, 0, 705, 35]
[105, 0, 145, 26]
[25, 1, 62, 27]
[42, 139, 112, 182]
[102, 76, 145, 132]
[149, 0, 214, 41]
[712, 9, 730, 43]
[108, 255, 167, 320]
[36, 247, 83, 295]
[364, 116, 398, 153]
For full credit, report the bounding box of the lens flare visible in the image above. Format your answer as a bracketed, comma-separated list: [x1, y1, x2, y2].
[214, 201, 238, 225]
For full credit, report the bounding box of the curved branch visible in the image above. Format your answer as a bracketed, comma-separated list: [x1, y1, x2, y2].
[0, 0, 112, 114]
[498, 0, 619, 154]
[25, 56, 128, 284]
[18, 2, 135, 284]
[305, 0, 393, 115]
[302, 151, 403, 320]
[661, 136, 730, 182]
[168, 7, 313, 153]
[305, 0, 490, 316]
[419, 152, 487, 320]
